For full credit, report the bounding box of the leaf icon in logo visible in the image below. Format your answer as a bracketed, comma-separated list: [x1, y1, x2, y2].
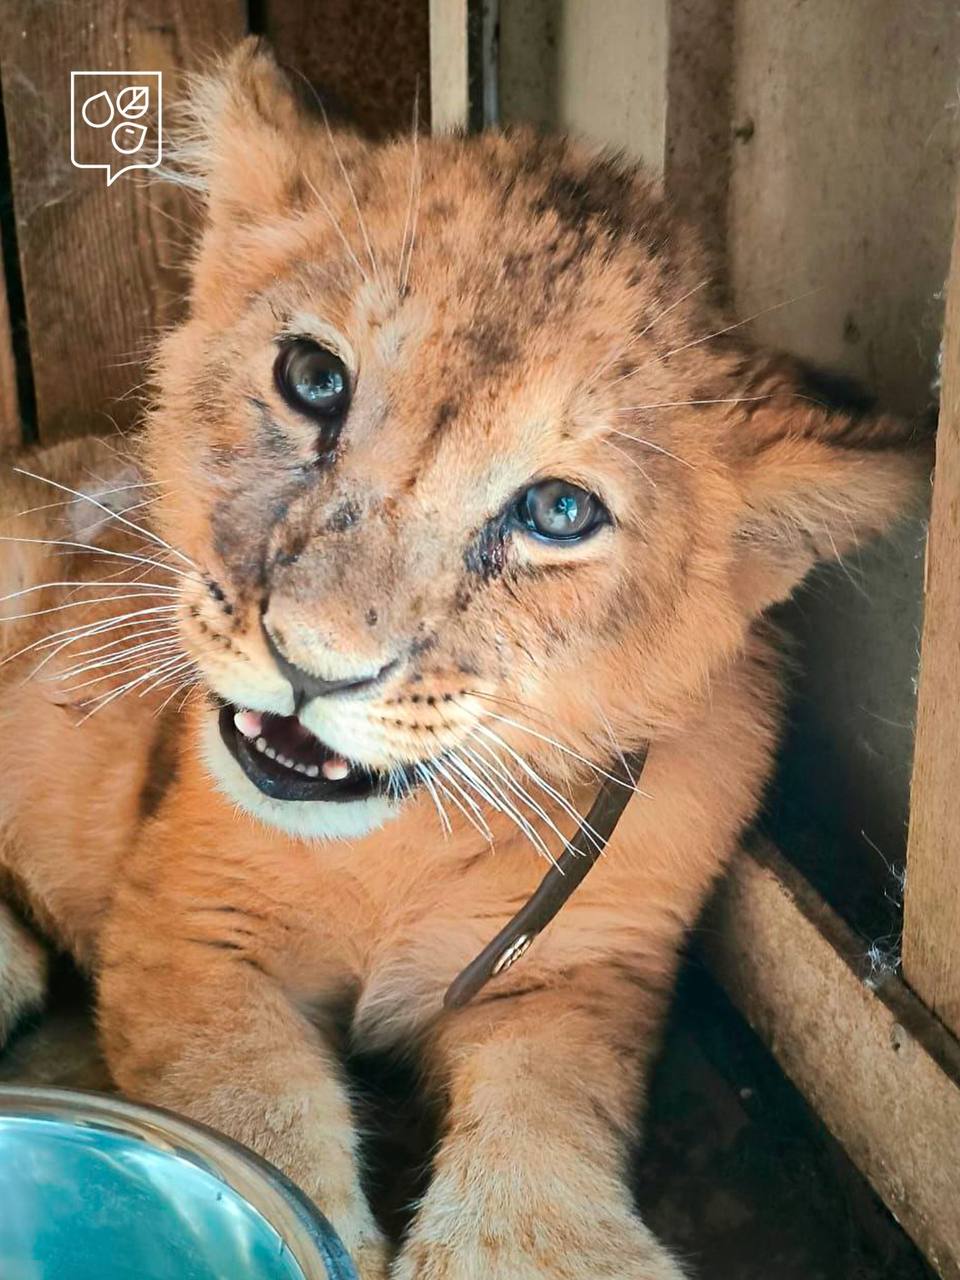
[111, 122, 148, 155]
[81, 90, 115, 128]
[116, 85, 150, 119]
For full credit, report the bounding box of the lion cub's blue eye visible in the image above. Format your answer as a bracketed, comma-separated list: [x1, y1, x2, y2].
[516, 480, 606, 542]
[275, 340, 350, 420]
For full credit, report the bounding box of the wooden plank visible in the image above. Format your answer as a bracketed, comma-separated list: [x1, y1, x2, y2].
[429, 0, 469, 132]
[262, 0, 430, 137]
[0, 0, 245, 443]
[0, 222, 20, 447]
[724, 1, 959, 934]
[903, 192, 960, 1040]
[663, 0, 733, 270]
[499, 0, 670, 174]
[707, 842, 960, 1280]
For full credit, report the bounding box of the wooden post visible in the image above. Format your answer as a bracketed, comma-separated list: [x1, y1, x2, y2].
[429, 0, 497, 133]
[903, 193, 960, 1041]
[258, 0, 430, 137]
[0, 0, 245, 443]
[0, 223, 20, 447]
[708, 842, 960, 1280]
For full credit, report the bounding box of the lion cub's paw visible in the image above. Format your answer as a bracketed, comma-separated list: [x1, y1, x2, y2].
[352, 1230, 392, 1280]
[391, 1212, 687, 1280]
[324, 1201, 392, 1280]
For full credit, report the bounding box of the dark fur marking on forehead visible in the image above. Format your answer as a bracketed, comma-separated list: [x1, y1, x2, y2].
[530, 154, 660, 259]
[456, 317, 513, 375]
[430, 399, 459, 441]
[326, 499, 360, 532]
[502, 251, 534, 281]
[426, 197, 455, 221]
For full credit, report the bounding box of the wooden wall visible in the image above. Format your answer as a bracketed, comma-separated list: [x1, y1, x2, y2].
[487, 7, 960, 1269]
[0, 0, 429, 446]
[500, 0, 960, 941]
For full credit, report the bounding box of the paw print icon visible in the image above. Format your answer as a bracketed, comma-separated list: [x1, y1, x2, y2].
[70, 72, 162, 185]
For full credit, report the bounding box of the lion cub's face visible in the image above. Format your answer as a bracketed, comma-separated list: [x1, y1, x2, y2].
[144, 46, 921, 841]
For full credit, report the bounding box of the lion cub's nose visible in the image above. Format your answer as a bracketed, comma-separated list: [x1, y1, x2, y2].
[262, 625, 397, 711]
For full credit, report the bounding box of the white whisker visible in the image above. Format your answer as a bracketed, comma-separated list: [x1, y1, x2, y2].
[58, 646, 184, 695]
[660, 287, 822, 360]
[302, 173, 370, 285]
[0, 533, 197, 583]
[3, 606, 178, 673]
[470, 729, 606, 851]
[471, 705, 649, 794]
[430, 754, 494, 842]
[462, 740, 572, 863]
[607, 429, 692, 468]
[11, 468, 199, 572]
[53, 636, 182, 683]
[590, 279, 710, 389]
[605, 439, 656, 488]
[447, 751, 556, 865]
[425, 761, 493, 846]
[15, 480, 160, 520]
[414, 763, 452, 836]
[315, 103, 384, 290]
[398, 87, 422, 296]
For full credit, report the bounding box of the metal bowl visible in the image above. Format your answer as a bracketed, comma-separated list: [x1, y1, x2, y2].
[0, 1085, 358, 1280]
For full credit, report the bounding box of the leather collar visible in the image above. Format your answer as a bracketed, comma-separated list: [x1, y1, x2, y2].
[444, 744, 650, 1008]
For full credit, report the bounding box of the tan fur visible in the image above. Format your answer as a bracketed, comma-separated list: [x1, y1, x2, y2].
[0, 42, 929, 1279]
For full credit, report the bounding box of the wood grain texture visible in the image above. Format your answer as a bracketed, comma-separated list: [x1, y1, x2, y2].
[428, 0, 468, 132]
[261, 0, 429, 136]
[903, 193, 960, 1041]
[708, 842, 960, 1280]
[0, 0, 245, 442]
[664, 0, 733, 274]
[0, 223, 19, 446]
[725, 1, 958, 941]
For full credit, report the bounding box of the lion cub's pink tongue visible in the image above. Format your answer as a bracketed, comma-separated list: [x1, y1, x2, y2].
[232, 709, 352, 781]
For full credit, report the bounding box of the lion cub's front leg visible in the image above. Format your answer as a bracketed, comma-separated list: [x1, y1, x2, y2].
[394, 965, 686, 1280]
[97, 872, 389, 1280]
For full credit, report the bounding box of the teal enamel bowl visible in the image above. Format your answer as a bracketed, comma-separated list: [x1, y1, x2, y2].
[0, 1085, 358, 1280]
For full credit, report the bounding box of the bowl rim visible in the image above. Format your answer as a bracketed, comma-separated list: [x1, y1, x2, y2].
[0, 1083, 359, 1280]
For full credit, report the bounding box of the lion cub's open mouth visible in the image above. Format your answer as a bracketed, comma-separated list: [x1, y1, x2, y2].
[218, 704, 411, 804]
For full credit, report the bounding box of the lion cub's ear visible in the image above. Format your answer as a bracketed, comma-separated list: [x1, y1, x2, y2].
[173, 37, 359, 228]
[730, 357, 933, 614]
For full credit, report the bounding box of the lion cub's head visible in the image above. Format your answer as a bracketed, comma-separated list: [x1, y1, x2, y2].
[145, 41, 927, 840]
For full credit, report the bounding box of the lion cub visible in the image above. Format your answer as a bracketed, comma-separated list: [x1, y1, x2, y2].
[0, 41, 927, 1280]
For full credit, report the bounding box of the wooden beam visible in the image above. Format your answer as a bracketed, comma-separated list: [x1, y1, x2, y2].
[429, 0, 496, 133]
[903, 191, 960, 1041]
[706, 842, 960, 1280]
[663, 0, 733, 270]
[261, 0, 429, 137]
[0, 221, 20, 448]
[429, 0, 469, 131]
[0, 0, 245, 443]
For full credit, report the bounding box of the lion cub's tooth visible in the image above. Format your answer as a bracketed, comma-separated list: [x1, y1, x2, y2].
[322, 757, 351, 781]
[306, 764, 320, 778]
[234, 710, 263, 738]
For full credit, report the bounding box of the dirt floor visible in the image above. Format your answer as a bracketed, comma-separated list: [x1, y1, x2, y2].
[0, 957, 935, 1279]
